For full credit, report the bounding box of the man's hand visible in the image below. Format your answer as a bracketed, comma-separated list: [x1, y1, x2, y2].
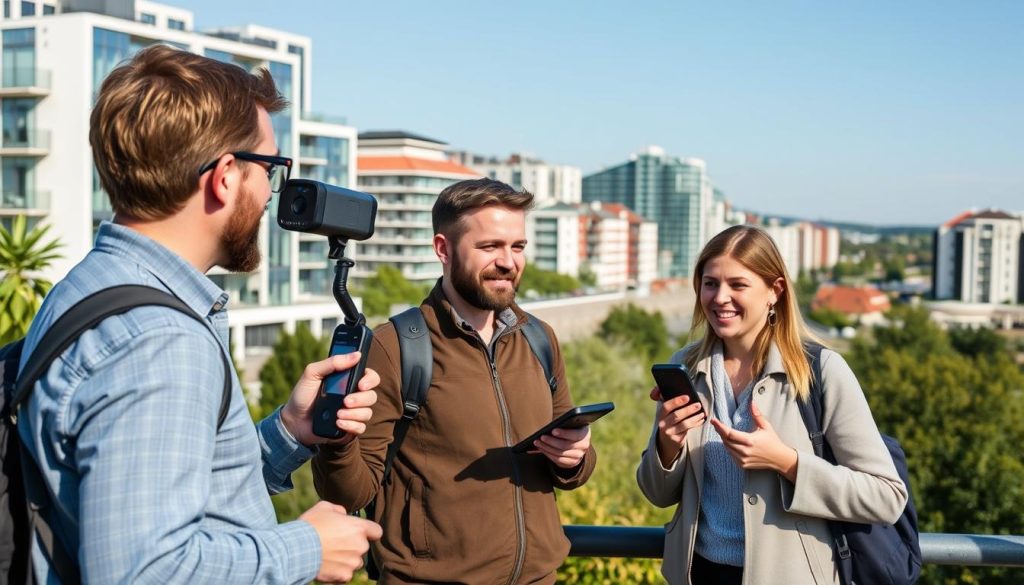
[533, 425, 591, 469]
[280, 353, 380, 446]
[299, 501, 383, 584]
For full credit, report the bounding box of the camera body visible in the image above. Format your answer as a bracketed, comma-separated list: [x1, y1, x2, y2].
[277, 179, 377, 240]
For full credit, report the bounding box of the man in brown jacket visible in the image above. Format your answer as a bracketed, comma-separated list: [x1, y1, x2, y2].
[313, 178, 596, 584]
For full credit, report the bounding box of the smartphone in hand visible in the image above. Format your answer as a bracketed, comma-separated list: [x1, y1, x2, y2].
[511, 402, 615, 453]
[311, 323, 374, 439]
[651, 363, 703, 418]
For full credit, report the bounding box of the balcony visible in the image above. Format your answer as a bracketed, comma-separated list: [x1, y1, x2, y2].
[0, 188, 50, 214]
[1, 129, 50, 156]
[301, 111, 348, 126]
[0, 67, 51, 97]
[298, 145, 328, 166]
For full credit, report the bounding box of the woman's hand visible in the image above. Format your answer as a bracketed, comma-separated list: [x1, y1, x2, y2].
[710, 402, 799, 482]
[651, 387, 706, 468]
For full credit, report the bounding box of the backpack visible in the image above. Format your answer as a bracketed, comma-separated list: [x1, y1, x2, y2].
[362, 306, 557, 579]
[1, 285, 235, 585]
[797, 344, 922, 585]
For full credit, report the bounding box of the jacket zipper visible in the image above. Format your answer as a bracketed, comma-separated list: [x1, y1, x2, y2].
[488, 355, 527, 585]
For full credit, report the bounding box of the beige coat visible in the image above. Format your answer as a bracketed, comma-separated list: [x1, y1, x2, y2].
[637, 343, 908, 585]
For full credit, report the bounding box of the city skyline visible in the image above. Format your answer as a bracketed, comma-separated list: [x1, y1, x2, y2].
[170, 2, 1021, 226]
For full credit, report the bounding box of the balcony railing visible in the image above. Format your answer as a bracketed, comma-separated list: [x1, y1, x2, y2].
[1, 129, 50, 152]
[0, 67, 51, 93]
[1, 188, 50, 212]
[564, 526, 1024, 568]
[301, 111, 348, 125]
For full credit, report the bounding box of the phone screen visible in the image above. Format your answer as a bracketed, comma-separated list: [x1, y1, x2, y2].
[323, 341, 359, 395]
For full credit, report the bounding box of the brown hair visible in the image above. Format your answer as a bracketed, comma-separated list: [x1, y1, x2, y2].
[432, 178, 534, 241]
[90, 44, 287, 220]
[685, 225, 822, 400]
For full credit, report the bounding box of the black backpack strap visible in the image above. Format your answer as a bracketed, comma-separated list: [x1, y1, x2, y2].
[14, 285, 233, 430]
[12, 285, 236, 585]
[797, 342, 827, 459]
[520, 313, 557, 394]
[383, 307, 432, 486]
[798, 342, 853, 567]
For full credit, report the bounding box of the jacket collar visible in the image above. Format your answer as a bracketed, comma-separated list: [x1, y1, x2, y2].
[690, 339, 786, 378]
[425, 278, 526, 337]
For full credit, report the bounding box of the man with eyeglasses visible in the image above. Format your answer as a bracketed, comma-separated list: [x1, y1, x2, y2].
[17, 45, 381, 583]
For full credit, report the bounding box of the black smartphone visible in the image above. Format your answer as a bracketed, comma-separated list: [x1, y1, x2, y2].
[651, 363, 703, 416]
[312, 323, 374, 439]
[511, 402, 615, 453]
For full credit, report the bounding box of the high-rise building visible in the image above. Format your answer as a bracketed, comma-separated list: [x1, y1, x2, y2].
[579, 203, 629, 290]
[354, 130, 479, 284]
[452, 151, 582, 206]
[582, 146, 713, 278]
[0, 0, 357, 359]
[934, 209, 1024, 304]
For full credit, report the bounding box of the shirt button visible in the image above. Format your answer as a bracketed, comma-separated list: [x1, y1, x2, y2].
[748, 495, 758, 505]
[757, 387, 765, 395]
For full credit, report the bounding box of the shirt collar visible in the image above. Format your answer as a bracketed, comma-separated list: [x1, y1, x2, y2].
[93, 221, 229, 317]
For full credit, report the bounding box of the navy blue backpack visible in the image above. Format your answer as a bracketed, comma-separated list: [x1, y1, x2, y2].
[797, 344, 922, 585]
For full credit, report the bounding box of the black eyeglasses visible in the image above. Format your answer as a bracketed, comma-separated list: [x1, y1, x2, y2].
[198, 152, 293, 193]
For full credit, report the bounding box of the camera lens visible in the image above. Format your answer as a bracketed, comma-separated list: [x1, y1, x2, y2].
[291, 196, 307, 216]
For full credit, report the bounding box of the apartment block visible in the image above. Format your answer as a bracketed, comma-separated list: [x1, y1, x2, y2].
[354, 130, 479, 284]
[0, 0, 357, 359]
[453, 151, 582, 206]
[934, 209, 1024, 304]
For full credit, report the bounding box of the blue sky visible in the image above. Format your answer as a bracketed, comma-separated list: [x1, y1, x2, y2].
[175, 1, 1023, 226]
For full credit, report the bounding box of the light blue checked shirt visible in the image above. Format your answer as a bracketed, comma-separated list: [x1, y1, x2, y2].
[18, 222, 321, 584]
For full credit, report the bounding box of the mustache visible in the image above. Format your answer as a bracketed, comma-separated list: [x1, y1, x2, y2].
[482, 266, 517, 280]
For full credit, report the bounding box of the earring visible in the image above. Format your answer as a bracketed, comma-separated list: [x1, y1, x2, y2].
[767, 304, 777, 327]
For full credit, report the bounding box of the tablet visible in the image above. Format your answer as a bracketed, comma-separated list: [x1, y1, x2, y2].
[511, 402, 615, 453]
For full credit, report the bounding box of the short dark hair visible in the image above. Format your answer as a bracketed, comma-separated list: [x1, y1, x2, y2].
[90, 44, 287, 220]
[432, 178, 534, 241]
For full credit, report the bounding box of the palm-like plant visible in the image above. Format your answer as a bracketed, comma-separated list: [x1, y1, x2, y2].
[0, 216, 63, 345]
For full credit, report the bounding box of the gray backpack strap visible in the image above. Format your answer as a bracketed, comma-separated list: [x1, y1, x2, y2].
[520, 313, 557, 394]
[383, 307, 432, 485]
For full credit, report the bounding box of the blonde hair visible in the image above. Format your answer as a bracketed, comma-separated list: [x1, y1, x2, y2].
[90, 44, 287, 220]
[684, 225, 823, 400]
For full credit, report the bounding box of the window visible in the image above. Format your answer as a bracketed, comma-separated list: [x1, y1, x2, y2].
[41, 3, 53, 14]
[167, 18, 185, 31]
[20, 1, 34, 17]
[139, 12, 156, 25]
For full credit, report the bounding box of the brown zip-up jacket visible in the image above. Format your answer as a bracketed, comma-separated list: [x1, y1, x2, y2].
[313, 283, 597, 584]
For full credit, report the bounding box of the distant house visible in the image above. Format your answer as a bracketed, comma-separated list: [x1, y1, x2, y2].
[812, 284, 891, 325]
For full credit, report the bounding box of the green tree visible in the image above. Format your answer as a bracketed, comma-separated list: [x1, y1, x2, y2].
[256, 323, 326, 419]
[356, 265, 431, 317]
[948, 327, 1006, 359]
[883, 255, 905, 282]
[848, 310, 1024, 585]
[0, 216, 62, 344]
[519, 262, 581, 297]
[599, 304, 672, 362]
[807, 307, 852, 329]
[556, 336, 669, 583]
[577, 263, 598, 288]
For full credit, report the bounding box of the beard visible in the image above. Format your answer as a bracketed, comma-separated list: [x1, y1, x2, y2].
[220, 185, 264, 273]
[449, 248, 520, 312]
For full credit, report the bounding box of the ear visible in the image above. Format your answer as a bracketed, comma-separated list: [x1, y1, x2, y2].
[433, 233, 451, 265]
[202, 154, 242, 212]
[771, 277, 785, 305]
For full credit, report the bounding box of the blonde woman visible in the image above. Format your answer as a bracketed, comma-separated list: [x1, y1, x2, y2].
[637, 225, 907, 585]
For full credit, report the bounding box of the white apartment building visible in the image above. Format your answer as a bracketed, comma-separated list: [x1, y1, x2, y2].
[934, 209, 1024, 304]
[527, 202, 581, 278]
[759, 219, 839, 278]
[454, 151, 582, 206]
[581, 203, 629, 290]
[354, 130, 479, 285]
[0, 0, 359, 360]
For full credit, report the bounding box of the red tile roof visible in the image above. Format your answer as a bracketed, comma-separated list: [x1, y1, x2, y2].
[357, 156, 479, 175]
[811, 285, 891, 315]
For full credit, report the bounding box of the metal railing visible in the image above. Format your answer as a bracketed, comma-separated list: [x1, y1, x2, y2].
[564, 526, 1024, 567]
